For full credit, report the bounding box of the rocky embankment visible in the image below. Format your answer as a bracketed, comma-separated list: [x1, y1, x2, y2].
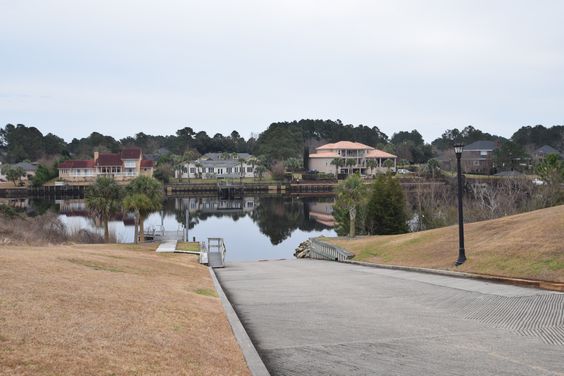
[293, 240, 312, 258]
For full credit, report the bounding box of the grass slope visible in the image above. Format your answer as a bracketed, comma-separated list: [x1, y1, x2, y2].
[0, 243, 250, 376]
[325, 205, 564, 282]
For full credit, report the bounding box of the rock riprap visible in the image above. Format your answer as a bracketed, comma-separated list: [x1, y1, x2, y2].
[293, 240, 312, 258]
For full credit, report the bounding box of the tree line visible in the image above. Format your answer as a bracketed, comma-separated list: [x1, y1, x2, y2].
[1, 121, 562, 168]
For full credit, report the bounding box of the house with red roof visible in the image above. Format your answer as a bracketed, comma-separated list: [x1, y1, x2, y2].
[308, 141, 397, 176]
[58, 148, 154, 183]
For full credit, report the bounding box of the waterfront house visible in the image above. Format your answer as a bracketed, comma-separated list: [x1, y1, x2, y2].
[533, 145, 562, 162]
[460, 140, 498, 174]
[176, 152, 256, 179]
[58, 148, 154, 183]
[308, 141, 397, 176]
[12, 162, 38, 181]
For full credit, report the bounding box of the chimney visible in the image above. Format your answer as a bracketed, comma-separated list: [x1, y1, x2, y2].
[94, 151, 99, 161]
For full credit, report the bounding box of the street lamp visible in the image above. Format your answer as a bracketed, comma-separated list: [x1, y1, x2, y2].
[454, 143, 466, 266]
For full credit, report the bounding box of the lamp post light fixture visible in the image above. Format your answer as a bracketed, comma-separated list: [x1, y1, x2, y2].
[454, 143, 466, 266]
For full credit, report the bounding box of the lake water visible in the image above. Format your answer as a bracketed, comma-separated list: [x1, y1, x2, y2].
[30, 195, 337, 262]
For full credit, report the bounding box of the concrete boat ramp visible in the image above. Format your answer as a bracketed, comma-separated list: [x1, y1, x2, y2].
[215, 259, 564, 376]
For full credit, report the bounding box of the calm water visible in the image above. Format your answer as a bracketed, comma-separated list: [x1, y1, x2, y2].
[24, 195, 337, 262]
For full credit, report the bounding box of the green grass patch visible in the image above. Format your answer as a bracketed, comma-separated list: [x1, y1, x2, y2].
[63, 258, 124, 273]
[176, 242, 201, 252]
[195, 288, 218, 297]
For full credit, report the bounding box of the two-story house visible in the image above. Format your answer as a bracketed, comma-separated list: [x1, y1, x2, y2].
[58, 148, 154, 183]
[460, 140, 498, 174]
[533, 145, 562, 163]
[308, 141, 397, 176]
[176, 153, 256, 179]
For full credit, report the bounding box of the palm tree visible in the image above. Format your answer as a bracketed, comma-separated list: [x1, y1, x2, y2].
[238, 157, 246, 183]
[330, 158, 344, 177]
[123, 193, 150, 244]
[85, 176, 123, 242]
[124, 176, 163, 242]
[181, 149, 200, 183]
[366, 159, 378, 176]
[247, 156, 258, 180]
[345, 158, 356, 175]
[195, 162, 203, 179]
[336, 174, 367, 237]
[427, 158, 440, 179]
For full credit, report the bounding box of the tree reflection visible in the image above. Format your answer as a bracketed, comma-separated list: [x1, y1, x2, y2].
[170, 196, 332, 245]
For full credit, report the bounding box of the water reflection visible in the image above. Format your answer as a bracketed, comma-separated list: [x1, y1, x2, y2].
[169, 196, 334, 245]
[15, 195, 337, 261]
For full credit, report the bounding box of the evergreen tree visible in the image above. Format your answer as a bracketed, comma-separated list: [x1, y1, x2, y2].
[366, 174, 408, 235]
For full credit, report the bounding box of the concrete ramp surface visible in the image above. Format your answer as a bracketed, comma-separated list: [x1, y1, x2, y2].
[216, 260, 564, 376]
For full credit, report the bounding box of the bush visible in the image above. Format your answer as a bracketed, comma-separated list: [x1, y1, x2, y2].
[366, 173, 408, 235]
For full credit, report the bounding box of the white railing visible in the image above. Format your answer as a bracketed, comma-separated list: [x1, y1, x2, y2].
[309, 238, 354, 261]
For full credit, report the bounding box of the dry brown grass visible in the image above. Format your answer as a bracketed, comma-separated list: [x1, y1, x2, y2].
[0, 243, 250, 376]
[325, 205, 564, 282]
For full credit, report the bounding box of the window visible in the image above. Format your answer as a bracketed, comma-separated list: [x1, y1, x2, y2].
[208, 167, 214, 173]
[247, 167, 253, 172]
[227, 167, 232, 173]
[189, 167, 196, 173]
[480, 151, 488, 156]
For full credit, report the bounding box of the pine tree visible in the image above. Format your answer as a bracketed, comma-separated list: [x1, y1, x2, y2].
[366, 173, 408, 235]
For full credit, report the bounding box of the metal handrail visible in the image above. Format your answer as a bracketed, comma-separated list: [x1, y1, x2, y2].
[309, 238, 353, 262]
[208, 237, 227, 265]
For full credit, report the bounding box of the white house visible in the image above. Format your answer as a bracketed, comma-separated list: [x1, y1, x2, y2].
[308, 141, 397, 176]
[177, 153, 257, 179]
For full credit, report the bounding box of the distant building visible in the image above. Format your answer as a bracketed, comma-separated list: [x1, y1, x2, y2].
[533, 145, 562, 162]
[308, 141, 397, 176]
[58, 148, 154, 182]
[177, 152, 257, 179]
[14, 162, 38, 181]
[461, 140, 498, 174]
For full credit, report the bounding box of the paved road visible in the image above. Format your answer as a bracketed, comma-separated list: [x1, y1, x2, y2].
[216, 259, 564, 376]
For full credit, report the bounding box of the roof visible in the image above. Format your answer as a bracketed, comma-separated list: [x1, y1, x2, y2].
[140, 160, 154, 168]
[534, 145, 560, 155]
[13, 162, 38, 171]
[308, 152, 340, 159]
[316, 141, 374, 151]
[201, 152, 252, 161]
[96, 153, 123, 166]
[198, 160, 241, 168]
[463, 140, 498, 151]
[121, 148, 142, 159]
[58, 160, 95, 169]
[366, 150, 397, 159]
[308, 149, 396, 159]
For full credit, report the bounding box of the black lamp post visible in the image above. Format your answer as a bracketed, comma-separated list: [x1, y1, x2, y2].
[454, 143, 466, 266]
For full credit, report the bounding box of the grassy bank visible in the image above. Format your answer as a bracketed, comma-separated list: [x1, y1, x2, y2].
[0, 243, 250, 375]
[324, 205, 564, 282]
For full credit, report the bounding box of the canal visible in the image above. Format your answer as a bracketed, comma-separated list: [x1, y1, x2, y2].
[14, 195, 337, 262]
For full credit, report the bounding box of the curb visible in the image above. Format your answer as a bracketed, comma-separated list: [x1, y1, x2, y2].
[342, 260, 564, 293]
[208, 268, 271, 376]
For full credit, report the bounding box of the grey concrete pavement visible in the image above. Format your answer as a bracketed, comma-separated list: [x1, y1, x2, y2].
[215, 259, 564, 376]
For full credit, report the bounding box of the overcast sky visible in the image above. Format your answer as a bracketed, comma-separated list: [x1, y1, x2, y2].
[1, 0, 563, 143]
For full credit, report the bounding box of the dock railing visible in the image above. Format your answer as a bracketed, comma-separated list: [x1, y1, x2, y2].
[206, 237, 227, 267]
[309, 238, 354, 262]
